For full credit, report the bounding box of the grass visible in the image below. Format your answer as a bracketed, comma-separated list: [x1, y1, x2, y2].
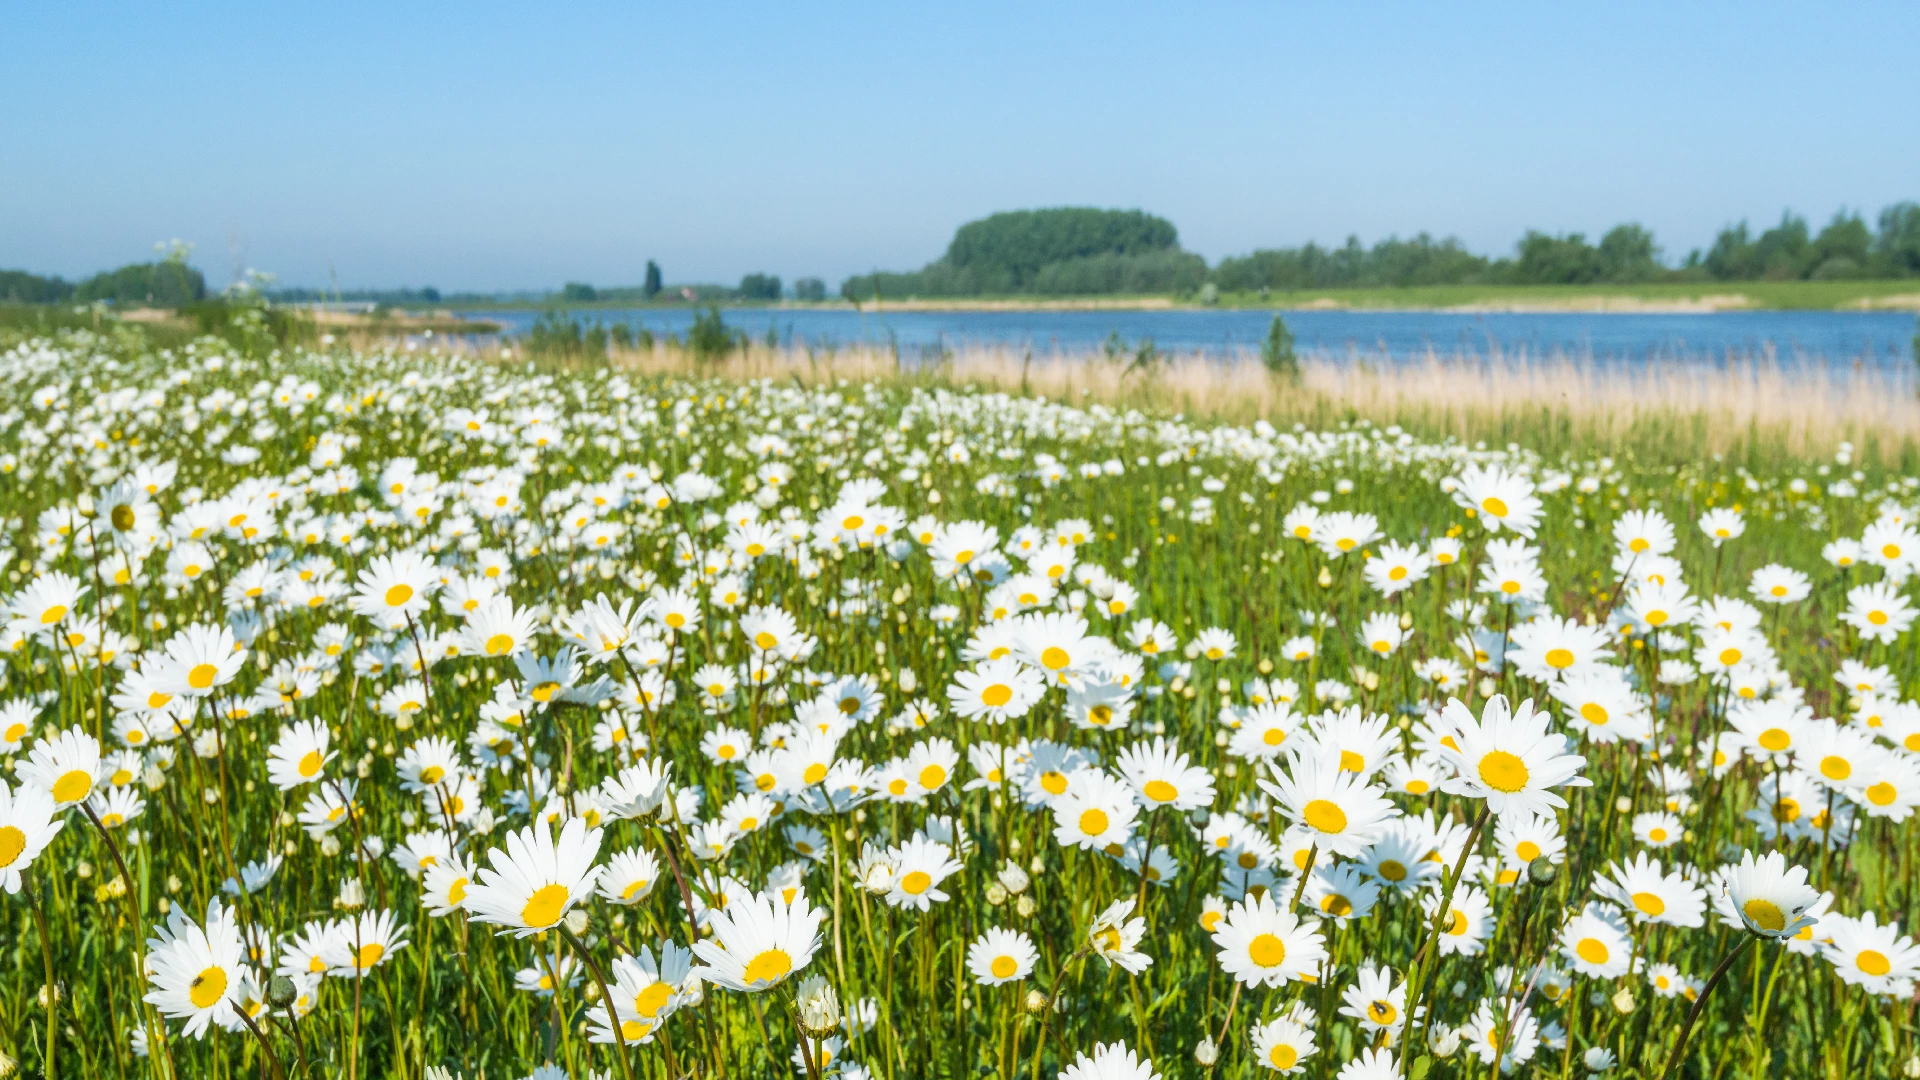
[1, 322, 1916, 1080]
[1209, 279, 1920, 312]
[521, 339, 1920, 466]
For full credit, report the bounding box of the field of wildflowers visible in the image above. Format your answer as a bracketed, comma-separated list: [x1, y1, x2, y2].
[0, 329, 1913, 1079]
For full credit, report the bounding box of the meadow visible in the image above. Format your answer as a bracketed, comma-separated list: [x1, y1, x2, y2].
[0, 322, 1915, 1080]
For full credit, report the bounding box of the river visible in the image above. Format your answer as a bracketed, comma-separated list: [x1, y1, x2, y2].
[455, 307, 1919, 369]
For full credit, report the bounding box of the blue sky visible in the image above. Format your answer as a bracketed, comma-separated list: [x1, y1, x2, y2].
[4, 2, 1916, 292]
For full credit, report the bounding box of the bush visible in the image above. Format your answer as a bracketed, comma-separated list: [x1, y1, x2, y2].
[1262, 315, 1299, 380]
[687, 305, 743, 364]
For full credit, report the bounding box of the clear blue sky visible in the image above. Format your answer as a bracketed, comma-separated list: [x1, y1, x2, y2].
[4, 2, 1916, 293]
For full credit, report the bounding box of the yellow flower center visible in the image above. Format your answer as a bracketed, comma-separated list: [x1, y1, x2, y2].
[635, 981, 673, 1017]
[190, 966, 228, 1009]
[1247, 932, 1287, 968]
[1858, 950, 1892, 977]
[1143, 779, 1178, 803]
[1078, 809, 1109, 836]
[1631, 892, 1666, 917]
[1742, 898, 1786, 932]
[0, 825, 26, 868]
[520, 883, 570, 928]
[298, 750, 324, 778]
[385, 584, 414, 607]
[1576, 938, 1609, 965]
[981, 684, 1013, 708]
[1303, 798, 1348, 834]
[188, 663, 219, 690]
[899, 870, 932, 895]
[51, 769, 92, 804]
[742, 947, 792, 986]
[1477, 750, 1529, 793]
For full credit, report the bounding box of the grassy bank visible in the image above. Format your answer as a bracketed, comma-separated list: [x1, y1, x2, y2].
[440, 280, 1920, 313]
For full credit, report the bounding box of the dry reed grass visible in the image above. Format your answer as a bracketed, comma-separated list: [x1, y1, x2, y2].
[566, 341, 1919, 462]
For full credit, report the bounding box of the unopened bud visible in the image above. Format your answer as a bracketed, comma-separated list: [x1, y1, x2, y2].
[1528, 857, 1557, 886]
[1194, 1037, 1218, 1066]
[1023, 989, 1050, 1015]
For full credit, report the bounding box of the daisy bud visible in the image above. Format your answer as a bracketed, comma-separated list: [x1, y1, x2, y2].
[794, 974, 841, 1036]
[1022, 989, 1050, 1015]
[1528, 857, 1557, 886]
[1015, 894, 1037, 918]
[564, 909, 590, 935]
[1429, 1024, 1460, 1057]
[1610, 986, 1635, 1014]
[1615, 797, 1632, 814]
[985, 883, 1008, 907]
[266, 975, 297, 1009]
[1193, 1037, 1219, 1066]
[997, 861, 1031, 895]
[1905, 1056, 1920, 1079]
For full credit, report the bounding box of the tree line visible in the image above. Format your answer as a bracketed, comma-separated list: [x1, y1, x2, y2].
[1, 260, 206, 307]
[12, 202, 1920, 308]
[843, 203, 1920, 299]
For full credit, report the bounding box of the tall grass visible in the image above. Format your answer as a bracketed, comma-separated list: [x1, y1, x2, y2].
[555, 340, 1920, 466]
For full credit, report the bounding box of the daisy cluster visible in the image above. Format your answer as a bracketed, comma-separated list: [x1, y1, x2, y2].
[0, 333, 1914, 1080]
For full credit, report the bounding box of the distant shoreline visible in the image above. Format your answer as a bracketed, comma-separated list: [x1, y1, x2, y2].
[440, 282, 1920, 316]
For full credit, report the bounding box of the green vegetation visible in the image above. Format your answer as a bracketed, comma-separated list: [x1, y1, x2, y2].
[737, 273, 782, 301]
[841, 207, 1208, 299]
[1204, 278, 1920, 312]
[1261, 314, 1299, 379]
[835, 202, 1920, 304]
[0, 258, 207, 308]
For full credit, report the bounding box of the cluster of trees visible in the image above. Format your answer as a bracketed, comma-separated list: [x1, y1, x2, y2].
[1, 261, 207, 307]
[841, 208, 1205, 299]
[846, 202, 1920, 298]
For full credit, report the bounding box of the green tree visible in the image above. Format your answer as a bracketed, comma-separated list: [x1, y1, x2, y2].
[560, 282, 598, 302]
[687, 305, 741, 363]
[72, 260, 207, 307]
[793, 277, 827, 302]
[737, 273, 782, 301]
[642, 260, 663, 299]
[1596, 224, 1661, 282]
[1512, 231, 1603, 284]
[1876, 203, 1920, 275]
[0, 270, 74, 304]
[1261, 315, 1299, 381]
